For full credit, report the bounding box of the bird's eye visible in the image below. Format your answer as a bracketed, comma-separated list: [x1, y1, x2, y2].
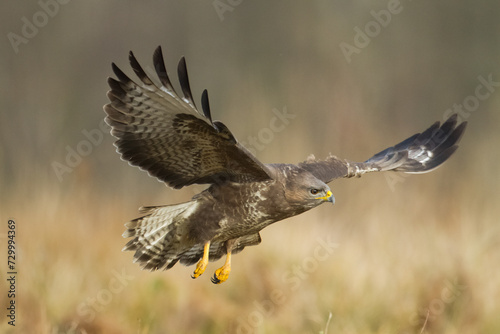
[310, 188, 319, 195]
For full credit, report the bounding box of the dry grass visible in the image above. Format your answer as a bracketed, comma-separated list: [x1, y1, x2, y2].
[2, 140, 499, 334]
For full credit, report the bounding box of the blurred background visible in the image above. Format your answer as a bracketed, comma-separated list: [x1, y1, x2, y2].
[1, 0, 499, 333]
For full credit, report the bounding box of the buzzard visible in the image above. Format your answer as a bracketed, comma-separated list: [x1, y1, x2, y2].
[104, 46, 467, 284]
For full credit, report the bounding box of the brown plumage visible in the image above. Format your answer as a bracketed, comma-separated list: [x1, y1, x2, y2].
[104, 46, 467, 284]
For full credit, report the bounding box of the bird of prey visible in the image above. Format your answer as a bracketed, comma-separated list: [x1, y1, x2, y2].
[104, 46, 467, 284]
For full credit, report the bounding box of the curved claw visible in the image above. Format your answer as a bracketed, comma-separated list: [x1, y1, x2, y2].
[191, 260, 207, 279]
[211, 261, 231, 284]
[211, 274, 221, 284]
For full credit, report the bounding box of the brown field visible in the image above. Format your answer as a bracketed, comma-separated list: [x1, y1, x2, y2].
[3, 146, 500, 334]
[1, 1, 499, 333]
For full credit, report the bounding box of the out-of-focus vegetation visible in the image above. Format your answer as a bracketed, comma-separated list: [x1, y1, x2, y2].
[1, 1, 499, 333]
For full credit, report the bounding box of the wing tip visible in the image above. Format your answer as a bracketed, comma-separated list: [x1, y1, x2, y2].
[153, 46, 178, 94]
[176, 56, 197, 108]
[129, 50, 154, 85]
[111, 62, 132, 84]
[201, 89, 213, 123]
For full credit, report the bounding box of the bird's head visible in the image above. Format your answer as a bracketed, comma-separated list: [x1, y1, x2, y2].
[283, 168, 335, 208]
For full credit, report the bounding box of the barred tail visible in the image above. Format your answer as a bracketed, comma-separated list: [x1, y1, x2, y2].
[122, 201, 198, 271]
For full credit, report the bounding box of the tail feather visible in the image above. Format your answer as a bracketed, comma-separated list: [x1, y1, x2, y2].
[122, 201, 198, 271]
[123, 200, 263, 271]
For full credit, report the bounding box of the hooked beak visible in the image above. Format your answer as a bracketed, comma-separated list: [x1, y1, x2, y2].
[316, 190, 335, 205]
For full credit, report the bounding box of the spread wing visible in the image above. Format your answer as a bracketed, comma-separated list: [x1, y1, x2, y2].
[299, 114, 467, 183]
[104, 46, 272, 189]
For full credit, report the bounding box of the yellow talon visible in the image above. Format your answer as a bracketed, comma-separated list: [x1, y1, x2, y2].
[192, 241, 210, 279]
[211, 251, 232, 284]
